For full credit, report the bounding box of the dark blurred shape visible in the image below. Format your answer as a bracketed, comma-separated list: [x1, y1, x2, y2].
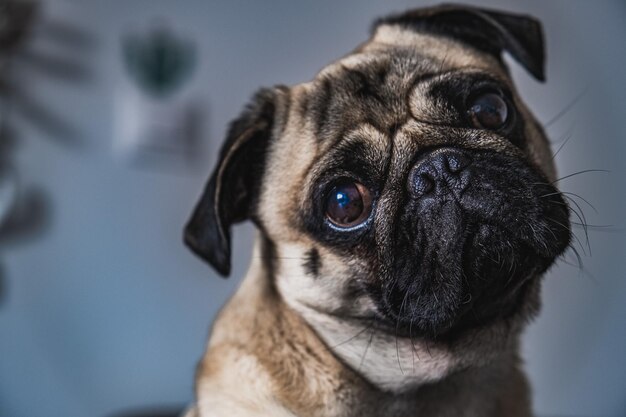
[18, 48, 91, 82]
[0, 181, 50, 310]
[0, 0, 90, 309]
[0, 162, 18, 227]
[0, 0, 38, 52]
[0, 0, 93, 147]
[4, 80, 81, 145]
[0, 177, 50, 307]
[106, 406, 186, 417]
[0, 261, 5, 306]
[38, 18, 95, 49]
[0, 79, 81, 146]
[0, 120, 18, 153]
[123, 25, 196, 98]
[0, 187, 50, 245]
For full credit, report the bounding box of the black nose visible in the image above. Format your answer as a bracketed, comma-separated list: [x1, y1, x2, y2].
[408, 148, 472, 199]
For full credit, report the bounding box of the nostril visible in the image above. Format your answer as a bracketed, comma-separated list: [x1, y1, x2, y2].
[446, 154, 471, 174]
[415, 173, 435, 195]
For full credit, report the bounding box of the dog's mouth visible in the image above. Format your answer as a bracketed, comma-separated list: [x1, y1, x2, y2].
[371, 149, 571, 340]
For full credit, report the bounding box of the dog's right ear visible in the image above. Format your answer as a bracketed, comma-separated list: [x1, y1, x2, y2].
[184, 88, 284, 277]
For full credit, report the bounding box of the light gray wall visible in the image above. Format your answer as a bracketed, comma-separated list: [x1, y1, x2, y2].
[1, 1, 624, 417]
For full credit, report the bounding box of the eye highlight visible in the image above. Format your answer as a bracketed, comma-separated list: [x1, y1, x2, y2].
[467, 91, 509, 130]
[325, 180, 372, 228]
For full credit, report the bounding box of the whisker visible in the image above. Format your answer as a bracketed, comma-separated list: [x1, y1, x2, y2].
[559, 195, 588, 226]
[567, 244, 584, 271]
[252, 256, 308, 260]
[330, 319, 374, 349]
[396, 290, 411, 375]
[561, 197, 591, 254]
[551, 169, 609, 184]
[548, 217, 587, 256]
[549, 199, 587, 235]
[409, 318, 419, 374]
[358, 326, 375, 371]
[540, 190, 600, 215]
[571, 222, 615, 229]
[544, 87, 588, 128]
[561, 191, 599, 214]
[557, 255, 598, 283]
[550, 132, 574, 161]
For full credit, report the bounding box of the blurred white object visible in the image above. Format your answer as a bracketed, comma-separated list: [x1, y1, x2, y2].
[114, 84, 202, 167]
[113, 23, 202, 168]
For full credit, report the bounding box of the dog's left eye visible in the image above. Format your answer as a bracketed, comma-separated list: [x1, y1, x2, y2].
[467, 91, 509, 130]
[325, 180, 372, 228]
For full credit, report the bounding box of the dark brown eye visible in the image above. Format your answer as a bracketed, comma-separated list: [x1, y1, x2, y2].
[468, 92, 509, 130]
[325, 180, 372, 228]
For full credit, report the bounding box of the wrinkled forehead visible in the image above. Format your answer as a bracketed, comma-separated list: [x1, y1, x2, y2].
[299, 27, 511, 146]
[260, 25, 552, 239]
[366, 24, 509, 70]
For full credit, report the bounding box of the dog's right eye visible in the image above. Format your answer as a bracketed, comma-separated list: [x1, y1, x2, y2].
[467, 91, 510, 130]
[325, 180, 372, 228]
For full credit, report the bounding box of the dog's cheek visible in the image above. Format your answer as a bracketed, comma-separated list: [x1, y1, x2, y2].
[274, 242, 377, 317]
[513, 97, 556, 182]
[256, 86, 322, 244]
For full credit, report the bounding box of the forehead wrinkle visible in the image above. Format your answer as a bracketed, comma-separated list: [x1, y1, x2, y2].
[308, 48, 445, 143]
[310, 123, 391, 181]
[368, 25, 507, 78]
[316, 51, 379, 79]
[371, 122, 408, 258]
[342, 123, 390, 155]
[396, 120, 523, 156]
[410, 67, 513, 91]
[306, 27, 514, 144]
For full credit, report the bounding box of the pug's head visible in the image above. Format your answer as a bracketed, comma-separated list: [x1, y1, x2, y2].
[185, 4, 571, 389]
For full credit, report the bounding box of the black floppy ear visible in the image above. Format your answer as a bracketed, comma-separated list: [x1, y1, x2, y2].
[374, 4, 546, 81]
[184, 88, 281, 276]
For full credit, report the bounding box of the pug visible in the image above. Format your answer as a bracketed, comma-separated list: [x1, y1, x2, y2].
[183, 4, 571, 417]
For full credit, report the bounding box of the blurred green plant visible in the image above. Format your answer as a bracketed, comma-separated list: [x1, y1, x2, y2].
[123, 26, 196, 98]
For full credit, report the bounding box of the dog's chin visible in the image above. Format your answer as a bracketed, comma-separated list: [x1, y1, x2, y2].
[374, 271, 538, 341]
[373, 240, 545, 341]
[374, 221, 568, 340]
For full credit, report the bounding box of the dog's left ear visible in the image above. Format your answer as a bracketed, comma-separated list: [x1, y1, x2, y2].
[184, 87, 285, 277]
[374, 4, 546, 81]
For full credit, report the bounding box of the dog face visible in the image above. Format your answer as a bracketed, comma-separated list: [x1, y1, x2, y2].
[185, 5, 571, 389]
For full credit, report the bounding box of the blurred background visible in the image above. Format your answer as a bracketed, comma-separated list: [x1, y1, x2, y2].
[0, 1, 624, 417]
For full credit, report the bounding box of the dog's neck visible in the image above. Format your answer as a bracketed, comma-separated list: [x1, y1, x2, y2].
[292, 303, 460, 391]
[269, 238, 524, 393]
[210, 237, 532, 416]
